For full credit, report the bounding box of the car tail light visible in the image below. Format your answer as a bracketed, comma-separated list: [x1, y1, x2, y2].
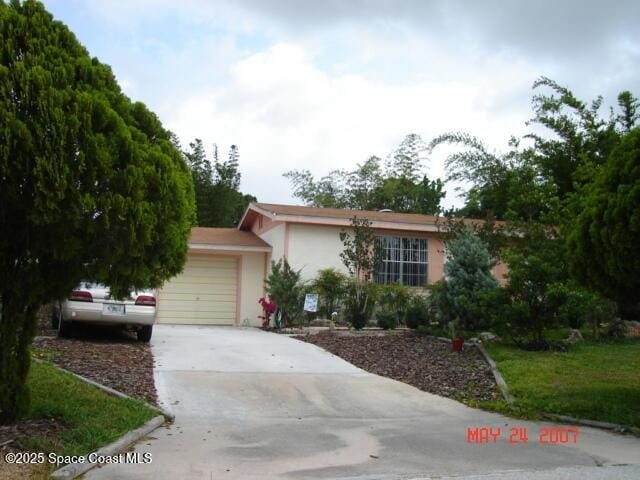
[135, 295, 156, 306]
[69, 291, 93, 302]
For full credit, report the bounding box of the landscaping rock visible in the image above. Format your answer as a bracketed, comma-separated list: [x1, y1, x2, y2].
[565, 329, 584, 344]
[624, 320, 640, 337]
[479, 331, 499, 342]
[296, 331, 500, 403]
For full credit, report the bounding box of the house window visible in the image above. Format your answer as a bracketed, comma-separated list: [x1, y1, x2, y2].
[375, 236, 428, 287]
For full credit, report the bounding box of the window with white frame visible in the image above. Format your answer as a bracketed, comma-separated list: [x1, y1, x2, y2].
[374, 236, 428, 287]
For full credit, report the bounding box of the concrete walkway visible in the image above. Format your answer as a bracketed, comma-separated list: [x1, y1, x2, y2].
[87, 326, 640, 480]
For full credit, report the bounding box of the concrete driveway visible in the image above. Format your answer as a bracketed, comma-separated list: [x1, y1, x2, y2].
[88, 326, 640, 480]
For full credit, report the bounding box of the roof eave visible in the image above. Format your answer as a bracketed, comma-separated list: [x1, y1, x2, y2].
[188, 242, 272, 253]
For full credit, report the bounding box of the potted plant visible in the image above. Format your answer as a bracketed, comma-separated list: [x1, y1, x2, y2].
[449, 319, 464, 352]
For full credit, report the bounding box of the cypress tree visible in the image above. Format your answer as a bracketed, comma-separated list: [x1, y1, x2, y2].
[0, 0, 195, 422]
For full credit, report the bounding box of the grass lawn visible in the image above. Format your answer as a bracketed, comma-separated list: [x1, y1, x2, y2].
[482, 339, 640, 428]
[18, 361, 157, 455]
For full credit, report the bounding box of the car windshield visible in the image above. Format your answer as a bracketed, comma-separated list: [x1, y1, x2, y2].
[78, 281, 106, 290]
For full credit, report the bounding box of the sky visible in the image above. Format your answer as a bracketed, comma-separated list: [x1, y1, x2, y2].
[43, 0, 640, 209]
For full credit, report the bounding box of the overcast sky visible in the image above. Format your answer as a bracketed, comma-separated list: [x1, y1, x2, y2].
[43, 0, 640, 209]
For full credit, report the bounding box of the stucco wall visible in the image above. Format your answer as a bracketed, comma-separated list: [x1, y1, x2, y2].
[238, 251, 267, 326]
[254, 219, 503, 289]
[258, 222, 286, 265]
[287, 224, 350, 281]
[426, 235, 445, 285]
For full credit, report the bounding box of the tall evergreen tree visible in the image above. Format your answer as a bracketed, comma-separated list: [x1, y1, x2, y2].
[386, 133, 427, 181]
[0, 0, 195, 422]
[434, 226, 498, 330]
[216, 144, 241, 189]
[567, 127, 640, 317]
[184, 140, 254, 227]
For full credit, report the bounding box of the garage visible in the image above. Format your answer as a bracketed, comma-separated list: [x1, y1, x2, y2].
[156, 254, 238, 325]
[155, 227, 271, 326]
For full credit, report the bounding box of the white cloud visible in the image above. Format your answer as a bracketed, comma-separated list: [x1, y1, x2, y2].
[165, 43, 536, 208]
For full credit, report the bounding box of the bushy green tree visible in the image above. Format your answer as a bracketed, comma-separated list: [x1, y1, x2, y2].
[527, 77, 636, 197]
[434, 226, 497, 331]
[0, 1, 195, 422]
[567, 127, 640, 318]
[264, 259, 304, 327]
[285, 134, 445, 215]
[497, 223, 568, 345]
[429, 133, 557, 221]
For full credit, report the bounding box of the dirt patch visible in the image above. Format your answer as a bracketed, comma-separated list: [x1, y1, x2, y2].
[0, 418, 65, 452]
[33, 325, 157, 405]
[296, 331, 500, 403]
[0, 457, 50, 480]
[0, 419, 63, 479]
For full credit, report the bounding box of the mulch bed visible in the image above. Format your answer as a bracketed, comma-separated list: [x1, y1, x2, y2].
[33, 325, 157, 405]
[296, 331, 501, 403]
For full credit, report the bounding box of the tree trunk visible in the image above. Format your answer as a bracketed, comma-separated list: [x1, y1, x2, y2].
[0, 294, 38, 424]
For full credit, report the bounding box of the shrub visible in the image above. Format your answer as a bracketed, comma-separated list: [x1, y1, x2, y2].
[376, 309, 398, 330]
[343, 279, 376, 330]
[405, 295, 430, 329]
[264, 259, 305, 327]
[311, 268, 348, 318]
[375, 283, 412, 324]
[472, 287, 512, 333]
[542, 282, 596, 329]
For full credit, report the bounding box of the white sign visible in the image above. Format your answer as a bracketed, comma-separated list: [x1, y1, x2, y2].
[303, 293, 319, 313]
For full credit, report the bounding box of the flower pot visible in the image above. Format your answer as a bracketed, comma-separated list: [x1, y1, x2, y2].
[451, 337, 464, 352]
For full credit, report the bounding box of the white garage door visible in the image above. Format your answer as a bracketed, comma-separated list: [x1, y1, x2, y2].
[156, 255, 237, 325]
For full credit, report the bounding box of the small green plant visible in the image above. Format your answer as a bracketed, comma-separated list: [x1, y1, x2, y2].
[448, 318, 464, 339]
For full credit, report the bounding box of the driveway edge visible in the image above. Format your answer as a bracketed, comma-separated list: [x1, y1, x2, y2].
[49, 415, 165, 479]
[474, 344, 515, 405]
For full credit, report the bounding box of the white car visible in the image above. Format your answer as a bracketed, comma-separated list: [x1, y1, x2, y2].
[52, 282, 157, 341]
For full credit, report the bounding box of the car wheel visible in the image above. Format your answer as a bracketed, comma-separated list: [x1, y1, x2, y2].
[137, 325, 153, 342]
[51, 306, 60, 329]
[57, 311, 72, 338]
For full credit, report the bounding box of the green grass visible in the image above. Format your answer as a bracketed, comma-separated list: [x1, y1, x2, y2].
[482, 339, 640, 428]
[21, 361, 157, 456]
